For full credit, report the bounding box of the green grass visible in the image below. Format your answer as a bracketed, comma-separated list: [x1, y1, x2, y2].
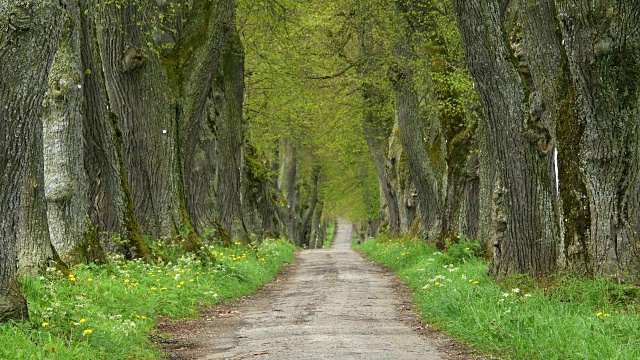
[1, 238, 295, 360]
[322, 222, 336, 248]
[356, 237, 640, 360]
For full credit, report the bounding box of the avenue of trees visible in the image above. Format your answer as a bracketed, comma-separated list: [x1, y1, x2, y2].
[2, 0, 640, 322]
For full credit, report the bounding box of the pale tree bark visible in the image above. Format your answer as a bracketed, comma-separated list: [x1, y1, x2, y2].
[42, 0, 94, 263]
[17, 119, 55, 275]
[556, 0, 640, 280]
[309, 202, 324, 249]
[453, 0, 561, 275]
[0, 0, 65, 322]
[277, 138, 299, 243]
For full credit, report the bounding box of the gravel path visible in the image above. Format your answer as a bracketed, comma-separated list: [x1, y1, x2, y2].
[162, 220, 444, 359]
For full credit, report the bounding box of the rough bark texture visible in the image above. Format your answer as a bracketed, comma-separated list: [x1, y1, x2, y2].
[0, 0, 64, 321]
[388, 123, 416, 234]
[96, 0, 181, 238]
[42, 1, 92, 263]
[392, 19, 443, 242]
[359, 11, 400, 236]
[17, 116, 54, 275]
[80, 0, 129, 255]
[557, 1, 640, 280]
[453, 0, 560, 276]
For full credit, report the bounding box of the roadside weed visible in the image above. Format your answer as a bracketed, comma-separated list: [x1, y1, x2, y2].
[357, 238, 640, 360]
[1, 238, 294, 360]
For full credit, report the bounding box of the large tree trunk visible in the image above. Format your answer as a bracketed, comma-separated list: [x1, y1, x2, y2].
[0, 0, 64, 322]
[388, 122, 416, 234]
[392, 19, 444, 242]
[453, 0, 561, 276]
[358, 10, 400, 236]
[42, 0, 94, 263]
[17, 117, 54, 275]
[96, 0, 181, 238]
[80, 0, 145, 258]
[557, 1, 640, 280]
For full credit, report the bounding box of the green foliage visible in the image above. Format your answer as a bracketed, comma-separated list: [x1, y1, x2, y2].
[1, 239, 294, 360]
[447, 234, 482, 264]
[356, 237, 640, 360]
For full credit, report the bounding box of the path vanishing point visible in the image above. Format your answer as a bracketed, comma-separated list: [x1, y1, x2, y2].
[166, 220, 443, 359]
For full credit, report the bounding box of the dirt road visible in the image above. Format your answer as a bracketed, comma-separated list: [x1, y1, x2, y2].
[162, 221, 444, 359]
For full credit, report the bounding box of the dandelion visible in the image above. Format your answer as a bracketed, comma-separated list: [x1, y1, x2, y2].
[435, 282, 441, 286]
[79, 318, 86, 323]
[124, 279, 130, 284]
[473, 281, 479, 284]
[161, 287, 168, 291]
[68, 274, 76, 281]
[158, 243, 163, 247]
[604, 313, 611, 317]
[87, 278, 93, 282]
[83, 329, 93, 336]
[596, 312, 603, 317]
[189, 279, 195, 283]
[42, 322, 49, 327]
[151, 287, 157, 291]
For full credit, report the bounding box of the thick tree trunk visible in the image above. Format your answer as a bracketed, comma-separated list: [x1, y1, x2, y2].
[388, 122, 416, 234]
[80, 0, 145, 258]
[0, 0, 64, 322]
[96, 0, 181, 238]
[42, 1, 93, 263]
[17, 118, 55, 275]
[557, 1, 640, 280]
[453, 0, 561, 275]
[392, 25, 444, 242]
[213, 19, 247, 239]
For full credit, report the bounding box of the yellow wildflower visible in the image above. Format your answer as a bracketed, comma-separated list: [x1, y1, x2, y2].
[83, 329, 93, 336]
[42, 322, 49, 327]
[79, 318, 86, 323]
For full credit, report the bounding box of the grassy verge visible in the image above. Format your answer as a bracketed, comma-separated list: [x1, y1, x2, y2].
[1, 238, 295, 360]
[356, 237, 640, 360]
[322, 222, 336, 248]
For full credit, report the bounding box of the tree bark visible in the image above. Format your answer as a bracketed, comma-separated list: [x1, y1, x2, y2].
[392, 18, 444, 242]
[17, 115, 54, 275]
[42, 0, 93, 263]
[96, 0, 181, 238]
[556, 0, 640, 280]
[0, 0, 64, 322]
[453, 0, 561, 275]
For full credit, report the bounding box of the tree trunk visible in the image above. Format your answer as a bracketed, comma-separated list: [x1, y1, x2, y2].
[96, 0, 181, 238]
[42, 0, 94, 263]
[392, 20, 444, 242]
[557, 1, 640, 280]
[80, 0, 146, 258]
[0, 0, 65, 322]
[453, 0, 561, 276]
[309, 202, 324, 249]
[388, 122, 416, 234]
